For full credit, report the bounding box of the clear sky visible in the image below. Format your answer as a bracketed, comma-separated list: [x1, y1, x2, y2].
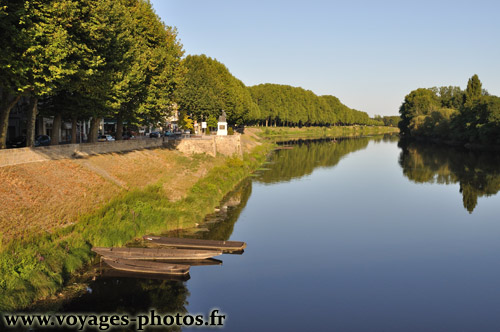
[150, 0, 500, 116]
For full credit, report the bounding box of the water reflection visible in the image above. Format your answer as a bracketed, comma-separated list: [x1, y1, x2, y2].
[256, 137, 378, 184]
[399, 140, 500, 213]
[169, 178, 253, 241]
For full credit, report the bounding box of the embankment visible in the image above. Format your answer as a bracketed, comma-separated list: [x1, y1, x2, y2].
[255, 125, 399, 140]
[0, 132, 268, 311]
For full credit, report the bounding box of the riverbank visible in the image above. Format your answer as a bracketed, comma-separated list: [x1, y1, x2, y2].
[0, 133, 270, 311]
[0, 126, 393, 311]
[254, 125, 399, 140]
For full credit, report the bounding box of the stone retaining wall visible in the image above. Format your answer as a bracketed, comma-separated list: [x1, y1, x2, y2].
[0, 135, 242, 167]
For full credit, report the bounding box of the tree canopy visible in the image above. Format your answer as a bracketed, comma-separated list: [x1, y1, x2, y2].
[248, 84, 382, 127]
[176, 54, 259, 126]
[398, 75, 500, 145]
[0, 0, 183, 146]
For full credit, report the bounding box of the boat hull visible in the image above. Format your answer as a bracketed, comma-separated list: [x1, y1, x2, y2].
[92, 247, 222, 260]
[143, 236, 246, 252]
[102, 257, 190, 275]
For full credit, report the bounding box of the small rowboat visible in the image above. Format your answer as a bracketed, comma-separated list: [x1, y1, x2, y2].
[99, 267, 191, 282]
[92, 247, 222, 260]
[143, 236, 246, 252]
[102, 257, 190, 275]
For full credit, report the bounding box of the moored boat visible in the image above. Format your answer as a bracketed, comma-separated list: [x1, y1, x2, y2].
[92, 247, 222, 260]
[102, 257, 190, 275]
[143, 236, 246, 252]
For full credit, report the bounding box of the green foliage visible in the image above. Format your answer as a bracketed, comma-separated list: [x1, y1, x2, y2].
[1, 0, 184, 147]
[374, 115, 400, 127]
[398, 75, 500, 145]
[256, 126, 398, 140]
[247, 84, 381, 127]
[176, 54, 258, 126]
[178, 110, 193, 130]
[465, 74, 482, 107]
[207, 114, 218, 129]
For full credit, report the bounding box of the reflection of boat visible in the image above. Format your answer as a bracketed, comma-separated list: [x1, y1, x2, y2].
[102, 257, 190, 275]
[143, 236, 246, 252]
[99, 267, 191, 282]
[174, 258, 223, 266]
[92, 247, 222, 260]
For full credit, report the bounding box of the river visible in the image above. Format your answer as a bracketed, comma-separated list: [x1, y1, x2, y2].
[44, 135, 500, 331]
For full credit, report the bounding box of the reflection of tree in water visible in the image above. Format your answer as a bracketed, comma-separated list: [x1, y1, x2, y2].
[257, 137, 374, 184]
[175, 178, 253, 242]
[399, 140, 500, 213]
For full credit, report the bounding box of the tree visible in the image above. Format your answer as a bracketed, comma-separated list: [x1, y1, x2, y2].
[176, 55, 256, 126]
[207, 114, 218, 130]
[464, 74, 482, 107]
[398, 88, 440, 136]
[178, 110, 193, 131]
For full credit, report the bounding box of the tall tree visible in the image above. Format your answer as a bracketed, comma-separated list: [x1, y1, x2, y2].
[464, 74, 482, 107]
[176, 55, 257, 126]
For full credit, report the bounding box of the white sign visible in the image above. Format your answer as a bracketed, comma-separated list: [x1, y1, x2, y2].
[201, 122, 207, 129]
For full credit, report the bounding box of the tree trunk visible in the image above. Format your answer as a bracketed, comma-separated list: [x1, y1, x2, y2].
[88, 117, 101, 143]
[71, 115, 77, 144]
[0, 93, 22, 149]
[265, 118, 268, 127]
[51, 113, 62, 145]
[116, 114, 123, 140]
[26, 97, 38, 147]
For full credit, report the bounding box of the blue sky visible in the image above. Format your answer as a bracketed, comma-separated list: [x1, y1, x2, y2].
[150, 0, 500, 116]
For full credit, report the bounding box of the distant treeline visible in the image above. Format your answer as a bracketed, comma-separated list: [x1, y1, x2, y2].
[178, 55, 390, 127]
[398, 75, 500, 145]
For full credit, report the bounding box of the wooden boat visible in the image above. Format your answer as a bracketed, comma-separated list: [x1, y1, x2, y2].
[92, 247, 222, 260]
[102, 257, 190, 275]
[99, 267, 191, 282]
[143, 236, 246, 252]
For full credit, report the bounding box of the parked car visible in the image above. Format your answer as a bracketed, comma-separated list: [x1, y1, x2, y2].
[149, 132, 162, 138]
[35, 135, 51, 146]
[98, 134, 115, 142]
[164, 131, 172, 137]
[7, 136, 26, 148]
[122, 133, 135, 140]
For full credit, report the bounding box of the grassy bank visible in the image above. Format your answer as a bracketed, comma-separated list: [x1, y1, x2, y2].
[0, 144, 271, 311]
[255, 125, 399, 140]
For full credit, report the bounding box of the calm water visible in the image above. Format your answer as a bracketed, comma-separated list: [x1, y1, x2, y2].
[51, 135, 500, 331]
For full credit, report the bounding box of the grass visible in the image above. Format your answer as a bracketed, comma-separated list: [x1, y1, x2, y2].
[0, 144, 271, 311]
[256, 125, 399, 139]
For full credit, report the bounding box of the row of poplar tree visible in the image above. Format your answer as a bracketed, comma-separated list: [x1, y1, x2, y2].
[0, 0, 383, 149]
